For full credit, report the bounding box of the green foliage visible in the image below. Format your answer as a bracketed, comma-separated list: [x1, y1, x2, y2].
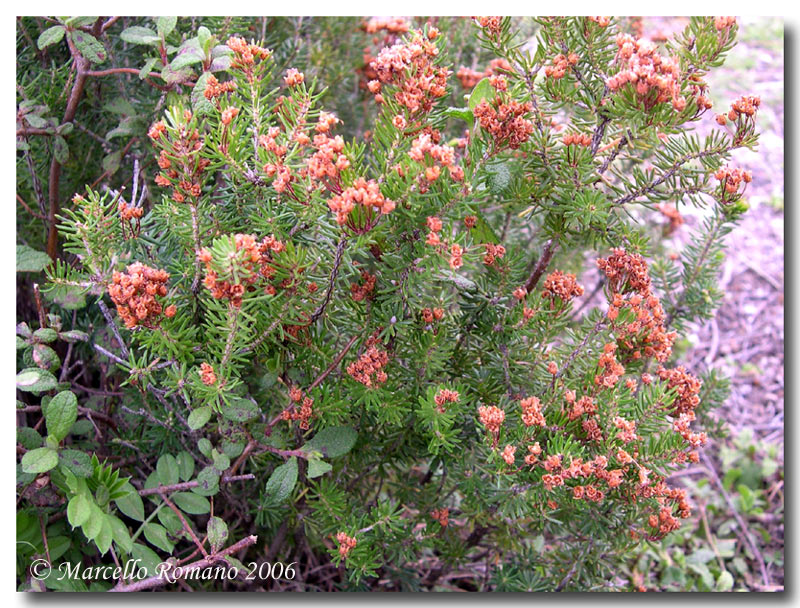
[16, 15, 772, 592]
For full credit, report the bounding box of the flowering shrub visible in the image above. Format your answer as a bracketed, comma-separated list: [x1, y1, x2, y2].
[17, 16, 760, 591]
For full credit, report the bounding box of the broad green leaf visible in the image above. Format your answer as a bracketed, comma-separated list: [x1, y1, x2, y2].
[301, 426, 357, 458]
[172, 492, 210, 515]
[264, 457, 298, 504]
[32, 344, 59, 371]
[175, 451, 195, 481]
[221, 397, 258, 423]
[716, 570, 734, 591]
[16, 245, 51, 272]
[108, 514, 133, 553]
[187, 406, 212, 430]
[191, 72, 216, 117]
[17, 367, 57, 392]
[59, 449, 92, 477]
[53, 135, 69, 164]
[46, 390, 78, 441]
[156, 16, 177, 37]
[115, 484, 145, 521]
[207, 516, 228, 552]
[33, 328, 58, 343]
[22, 447, 58, 474]
[486, 162, 512, 195]
[156, 454, 179, 486]
[307, 458, 332, 479]
[129, 543, 162, 577]
[170, 48, 204, 71]
[82, 503, 105, 540]
[212, 450, 230, 472]
[143, 522, 174, 553]
[67, 494, 91, 528]
[443, 106, 473, 122]
[69, 30, 105, 64]
[469, 77, 494, 110]
[139, 57, 159, 80]
[37, 26, 65, 49]
[469, 213, 500, 245]
[59, 330, 89, 343]
[120, 26, 160, 46]
[191, 466, 220, 496]
[17, 427, 42, 450]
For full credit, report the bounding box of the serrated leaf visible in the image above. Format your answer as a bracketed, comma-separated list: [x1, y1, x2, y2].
[46, 390, 78, 442]
[120, 26, 160, 46]
[207, 516, 228, 552]
[264, 457, 297, 504]
[172, 492, 210, 515]
[37, 26, 65, 50]
[17, 245, 51, 272]
[187, 406, 212, 430]
[301, 426, 357, 458]
[17, 367, 57, 392]
[69, 30, 105, 64]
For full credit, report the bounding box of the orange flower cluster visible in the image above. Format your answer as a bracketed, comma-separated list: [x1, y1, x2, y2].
[306, 132, 349, 186]
[641, 483, 692, 537]
[335, 532, 357, 559]
[473, 98, 535, 150]
[714, 16, 736, 30]
[108, 263, 170, 329]
[520, 396, 546, 428]
[347, 336, 389, 388]
[283, 385, 314, 430]
[512, 286, 527, 301]
[199, 362, 217, 386]
[562, 132, 591, 147]
[597, 248, 651, 294]
[426, 215, 443, 246]
[284, 68, 305, 87]
[422, 307, 445, 326]
[657, 365, 702, 416]
[434, 388, 459, 412]
[613, 416, 639, 443]
[455, 58, 512, 88]
[542, 270, 584, 303]
[464, 215, 477, 228]
[474, 16, 503, 38]
[478, 405, 505, 437]
[716, 94, 760, 126]
[204, 74, 237, 100]
[501, 444, 517, 464]
[430, 507, 449, 527]
[657, 203, 684, 234]
[588, 16, 610, 27]
[672, 411, 707, 448]
[118, 200, 143, 221]
[150, 113, 210, 204]
[350, 270, 377, 302]
[596, 342, 625, 389]
[483, 243, 506, 266]
[409, 132, 463, 182]
[226, 37, 271, 81]
[328, 178, 395, 226]
[449, 244, 464, 270]
[363, 16, 410, 35]
[368, 29, 448, 115]
[606, 34, 686, 112]
[567, 395, 596, 421]
[221, 107, 239, 125]
[199, 234, 285, 308]
[544, 51, 578, 79]
[714, 165, 752, 199]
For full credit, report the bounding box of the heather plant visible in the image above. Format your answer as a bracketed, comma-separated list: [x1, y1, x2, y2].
[17, 16, 762, 591]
